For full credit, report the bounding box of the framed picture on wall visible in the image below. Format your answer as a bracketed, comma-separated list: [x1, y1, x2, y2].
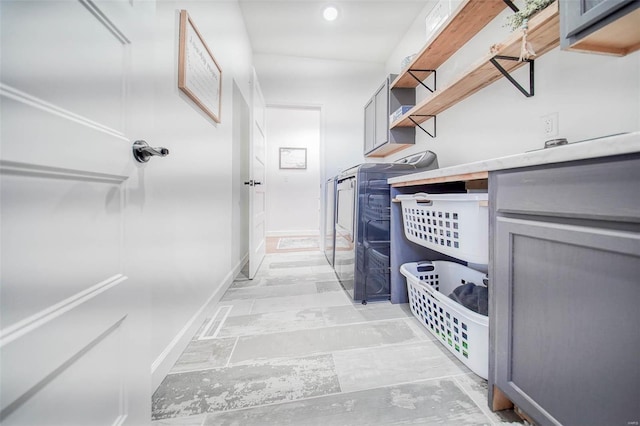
[279, 147, 307, 169]
[178, 10, 222, 123]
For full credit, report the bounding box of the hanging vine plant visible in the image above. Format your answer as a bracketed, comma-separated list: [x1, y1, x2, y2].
[503, 0, 556, 60]
[506, 0, 556, 31]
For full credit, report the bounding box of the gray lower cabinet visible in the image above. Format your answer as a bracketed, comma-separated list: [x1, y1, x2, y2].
[489, 154, 640, 425]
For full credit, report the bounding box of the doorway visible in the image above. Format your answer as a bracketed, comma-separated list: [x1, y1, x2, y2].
[265, 106, 322, 252]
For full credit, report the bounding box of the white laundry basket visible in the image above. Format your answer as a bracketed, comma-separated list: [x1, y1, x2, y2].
[397, 193, 488, 264]
[400, 260, 488, 379]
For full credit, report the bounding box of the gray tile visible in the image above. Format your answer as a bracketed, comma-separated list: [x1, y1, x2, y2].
[315, 281, 342, 293]
[221, 282, 319, 301]
[453, 374, 523, 424]
[151, 415, 205, 425]
[217, 303, 415, 339]
[229, 319, 423, 364]
[230, 273, 339, 289]
[250, 291, 352, 315]
[229, 277, 262, 289]
[254, 265, 335, 279]
[170, 337, 237, 373]
[403, 316, 439, 341]
[205, 300, 256, 319]
[192, 302, 256, 339]
[202, 378, 491, 425]
[263, 252, 326, 262]
[196, 308, 231, 340]
[322, 302, 413, 326]
[262, 273, 339, 287]
[157, 252, 501, 426]
[152, 354, 340, 420]
[217, 309, 327, 338]
[333, 341, 468, 392]
[268, 258, 330, 269]
[255, 257, 334, 278]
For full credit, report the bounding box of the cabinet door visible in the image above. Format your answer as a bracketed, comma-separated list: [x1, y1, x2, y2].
[493, 217, 640, 426]
[560, 0, 639, 51]
[364, 98, 375, 154]
[374, 80, 389, 148]
[563, 0, 632, 36]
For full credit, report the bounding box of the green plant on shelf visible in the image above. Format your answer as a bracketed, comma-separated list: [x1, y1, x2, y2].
[505, 0, 556, 31]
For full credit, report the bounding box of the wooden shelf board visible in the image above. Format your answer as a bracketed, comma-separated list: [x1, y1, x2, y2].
[365, 143, 413, 158]
[391, 1, 560, 129]
[391, 170, 489, 187]
[391, 0, 508, 89]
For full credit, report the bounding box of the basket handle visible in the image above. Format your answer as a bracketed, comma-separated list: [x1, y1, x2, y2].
[416, 261, 435, 272]
[412, 193, 433, 205]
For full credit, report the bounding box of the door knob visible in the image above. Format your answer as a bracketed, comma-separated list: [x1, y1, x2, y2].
[132, 140, 169, 163]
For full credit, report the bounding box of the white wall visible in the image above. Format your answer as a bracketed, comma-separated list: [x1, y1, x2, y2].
[265, 107, 321, 236]
[254, 54, 386, 180]
[149, 1, 253, 388]
[384, 2, 640, 167]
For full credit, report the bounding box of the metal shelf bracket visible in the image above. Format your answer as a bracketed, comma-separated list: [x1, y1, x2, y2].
[407, 69, 437, 93]
[409, 115, 437, 138]
[490, 55, 535, 97]
[503, 0, 519, 12]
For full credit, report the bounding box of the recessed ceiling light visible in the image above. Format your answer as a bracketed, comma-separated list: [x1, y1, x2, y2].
[323, 6, 338, 21]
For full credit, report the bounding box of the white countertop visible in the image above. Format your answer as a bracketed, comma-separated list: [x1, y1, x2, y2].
[388, 132, 640, 186]
[388, 132, 640, 184]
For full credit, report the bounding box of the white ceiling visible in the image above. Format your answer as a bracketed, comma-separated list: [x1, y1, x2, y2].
[238, 0, 430, 63]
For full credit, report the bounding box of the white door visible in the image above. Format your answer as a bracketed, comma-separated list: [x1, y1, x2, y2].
[247, 69, 267, 278]
[0, 1, 154, 424]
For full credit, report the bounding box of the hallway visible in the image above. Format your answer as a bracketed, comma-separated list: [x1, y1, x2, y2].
[151, 250, 520, 425]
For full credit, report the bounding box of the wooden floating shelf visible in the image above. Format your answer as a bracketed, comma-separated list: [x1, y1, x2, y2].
[391, 0, 508, 89]
[391, 1, 560, 129]
[366, 143, 414, 158]
[391, 171, 489, 187]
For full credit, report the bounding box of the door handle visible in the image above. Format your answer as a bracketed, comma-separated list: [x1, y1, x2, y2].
[244, 180, 263, 186]
[132, 140, 169, 163]
[254, 181, 262, 185]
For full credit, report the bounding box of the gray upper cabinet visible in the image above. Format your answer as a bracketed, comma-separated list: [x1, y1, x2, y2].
[363, 74, 415, 158]
[364, 98, 375, 154]
[560, 0, 640, 55]
[374, 81, 389, 148]
[489, 154, 640, 425]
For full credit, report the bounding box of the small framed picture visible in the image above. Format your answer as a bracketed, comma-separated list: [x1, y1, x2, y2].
[279, 147, 307, 169]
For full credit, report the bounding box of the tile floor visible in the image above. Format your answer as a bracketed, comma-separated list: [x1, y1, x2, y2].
[152, 251, 522, 425]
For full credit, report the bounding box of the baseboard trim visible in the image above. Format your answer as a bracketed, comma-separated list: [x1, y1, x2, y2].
[151, 254, 248, 390]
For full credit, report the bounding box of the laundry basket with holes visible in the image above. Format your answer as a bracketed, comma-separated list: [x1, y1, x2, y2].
[400, 260, 488, 379]
[396, 193, 488, 264]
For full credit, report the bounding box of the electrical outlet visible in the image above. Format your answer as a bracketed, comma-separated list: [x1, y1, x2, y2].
[541, 112, 559, 137]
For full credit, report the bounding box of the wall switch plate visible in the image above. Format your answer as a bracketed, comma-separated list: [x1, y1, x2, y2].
[541, 112, 559, 137]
